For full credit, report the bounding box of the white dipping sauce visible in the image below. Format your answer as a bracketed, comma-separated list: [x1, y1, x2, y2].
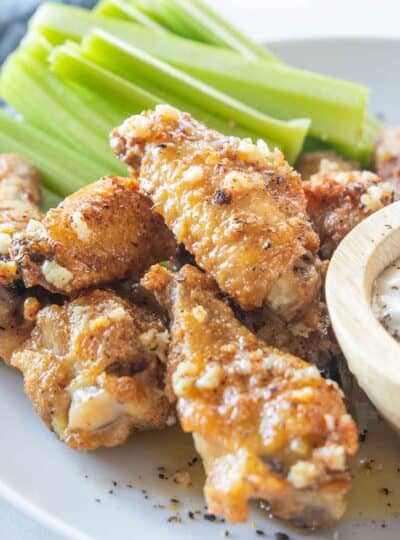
[372, 258, 400, 340]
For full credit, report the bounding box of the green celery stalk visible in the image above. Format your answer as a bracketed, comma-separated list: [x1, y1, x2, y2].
[50, 42, 274, 145]
[81, 30, 310, 163]
[0, 53, 126, 175]
[0, 110, 105, 196]
[95, 0, 166, 31]
[29, 4, 368, 151]
[128, 0, 277, 61]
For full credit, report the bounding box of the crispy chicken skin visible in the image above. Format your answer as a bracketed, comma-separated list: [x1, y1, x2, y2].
[142, 264, 358, 527]
[296, 151, 357, 181]
[304, 170, 393, 259]
[0, 155, 43, 362]
[11, 289, 173, 451]
[11, 175, 177, 295]
[111, 105, 321, 320]
[374, 127, 400, 200]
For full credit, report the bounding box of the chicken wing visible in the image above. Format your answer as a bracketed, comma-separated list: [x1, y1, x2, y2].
[11, 175, 177, 295]
[112, 105, 321, 320]
[374, 127, 400, 200]
[304, 170, 393, 259]
[11, 288, 173, 450]
[296, 151, 357, 181]
[142, 264, 358, 527]
[0, 155, 44, 362]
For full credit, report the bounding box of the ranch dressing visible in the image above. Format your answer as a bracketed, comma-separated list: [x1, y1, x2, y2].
[372, 258, 400, 341]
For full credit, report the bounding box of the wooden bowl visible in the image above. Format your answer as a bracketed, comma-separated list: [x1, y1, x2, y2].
[326, 201, 400, 430]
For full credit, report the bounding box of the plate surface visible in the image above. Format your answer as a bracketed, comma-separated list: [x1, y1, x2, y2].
[1, 39, 400, 540]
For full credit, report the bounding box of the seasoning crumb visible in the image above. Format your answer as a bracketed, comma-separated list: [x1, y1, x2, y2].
[379, 487, 390, 495]
[170, 498, 180, 504]
[126, 483, 133, 489]
[95, 498, 101, 503]
[188, 511, 195, 520]
[108, 490, 114, 495]
[203, 512, 217, 522]
[275, 533, 290, 540]
[167, 514, 182, 523]
[84, 475, 88, 479]
[256, 530, 265, 536]
[112, 481, 118, 487]
[222, 531, 230, 538]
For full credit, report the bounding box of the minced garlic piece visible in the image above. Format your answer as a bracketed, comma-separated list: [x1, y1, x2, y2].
[71, 211, 91, 241]
[41, 260, 73, 289]
[23, 297, 41, 321]
[314, 445, 346, 471]
[155, 104, 179, 121]
[288, 461, 319, 488]
[25, 219, 46, 238]
[191, 305, 208, 323]
[0, 232, 11, 255]
[182, 166, 204, 185]
[360, 181, 393, 212]
[172, 360, 199, 397]
[237, 138, 267, 164]
[196, 362, 224, 390]
[291, 365, 320, 382]
[0, 260, 18, 280]
[291, 387, 314, 403]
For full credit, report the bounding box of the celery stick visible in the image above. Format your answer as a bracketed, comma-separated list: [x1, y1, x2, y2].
[50, 42, 274, 147]
[0, 110, 104, 195]
[0, 54, 126, 176]
[82, 30, 309, 162]
[30, 4, 367, 150]
[95, 0, 166, 32]
[128, 0, 277, 61]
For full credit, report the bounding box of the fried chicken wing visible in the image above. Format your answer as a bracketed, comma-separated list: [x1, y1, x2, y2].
[11, 175, 177, 295]
[0, 155, 43, 362]
[296, 151, 357, 181]
[11, 289, 173, 450]
[142, 264, 358, 527]
[304, 170, 393, 259]
[374, 127, 400, 200]
[112, 105, 321, 319]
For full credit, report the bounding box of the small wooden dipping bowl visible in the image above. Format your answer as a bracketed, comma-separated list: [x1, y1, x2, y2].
[326, 201, 400, 430]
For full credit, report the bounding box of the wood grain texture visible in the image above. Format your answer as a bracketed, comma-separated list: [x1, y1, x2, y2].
[326, 201, 400, 430]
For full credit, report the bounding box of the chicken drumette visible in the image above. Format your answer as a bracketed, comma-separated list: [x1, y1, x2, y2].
[11, 288, 173, 450]
[112, 105, 321, 320]
[142, 264, 358, 527]
[11, 175, 177, 295]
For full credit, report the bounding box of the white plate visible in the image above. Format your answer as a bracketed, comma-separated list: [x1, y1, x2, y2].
[1, 39, 400, 540]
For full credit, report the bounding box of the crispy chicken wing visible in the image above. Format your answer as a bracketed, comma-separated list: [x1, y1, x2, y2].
[142, 264, 358, 527]
[374, 127, 400, 200]
[11, 175, 177, 295]
[297, 151, 357, 181]
[11, 289, 173, 450]
[112, 105, 321, 320]
[304, 170, 393, 259]
[0, 155, 43, 362]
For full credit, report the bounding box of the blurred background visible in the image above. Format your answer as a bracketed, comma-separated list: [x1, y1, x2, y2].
[0, 1, 96, 64]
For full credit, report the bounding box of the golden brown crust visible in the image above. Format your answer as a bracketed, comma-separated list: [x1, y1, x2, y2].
[112, 105, 321, 319]
[11, 175, 177, 294]
[11, 289, 173, 451]
[304, 170, 393, 259]
[142, 264, 358, 527]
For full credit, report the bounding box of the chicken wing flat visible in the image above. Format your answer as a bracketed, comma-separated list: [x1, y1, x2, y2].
[374, 127, 400, 200]
[11, 175, 177, 295]
[304, 170, 393, 259]
[11, 288, 173, 450]
[296, 151, 357, 181]
[142, 264, 358, 527]
[112, 105, 321, 320]
[0, 155, 44, 362]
